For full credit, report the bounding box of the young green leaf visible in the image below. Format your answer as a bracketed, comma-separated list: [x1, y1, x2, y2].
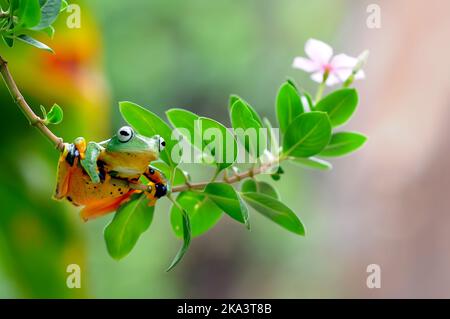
[198, 117, 237, 171]
[45, 103, 63, 124]
[166, 108, 200, 148]
[276, 81, 304, 134]
[319, 132, 367, 157]
[282, 111, 332, 158]
[119, 101, 176, 167]
[104, 193, 155, 260]
[16, 35, 53, 52]
[31, 0, 62, 30]
[170, 191, 222, 237]
[204, 182, 249, 228]
[241, 179, 279, 199]
[315, 88, 358, 127]
[290, 157, 332, 170]
[18, 0, 41, 28]
[166, 204, 191, 271]
[230, 99, 265, 158]
[241, 192, 305, 236]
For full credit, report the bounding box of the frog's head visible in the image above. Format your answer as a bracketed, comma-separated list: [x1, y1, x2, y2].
[105, 126, 165, 162]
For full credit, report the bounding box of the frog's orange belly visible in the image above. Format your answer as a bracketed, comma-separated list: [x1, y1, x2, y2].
[65, 167, 131, 204]
[64, 166, 135, 220]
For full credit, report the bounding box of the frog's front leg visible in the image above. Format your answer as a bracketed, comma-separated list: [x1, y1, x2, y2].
[80, 142, 104, 184]
[144, 166, 168, 203]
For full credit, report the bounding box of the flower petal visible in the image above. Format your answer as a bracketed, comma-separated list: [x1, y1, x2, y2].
[325, 73, 340, 86]
[355, 70, 365, 79]
[305, 38, 333, 64]
[292, 56, 318, 72]
[330, 53, 358, 69]
[333, 68, 353, 82]
[310, 71, 325, 83]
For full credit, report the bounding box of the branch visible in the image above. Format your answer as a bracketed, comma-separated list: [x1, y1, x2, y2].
[119, 159, 281, 194]
[0, 55, 65, 152]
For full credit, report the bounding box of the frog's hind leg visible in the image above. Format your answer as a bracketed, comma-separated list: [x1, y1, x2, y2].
[53, 144, 78, 200]
[144, 166, 169, 199]
[80, 191, 134, 221]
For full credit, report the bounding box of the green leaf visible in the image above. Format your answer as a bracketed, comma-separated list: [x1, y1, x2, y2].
[45, 103, 63, 124]
[204, 182, 249, 227]
[60, 0, 68, 11]
[230, 99, 265, 158]
[39, 105, 47, 118]
[2, 35, 14, 47]
[31, 0, 61, 30]
[170, 191, 222, 237]
[256, 181, 279, 199]
[282, 111, 332, 157]
[241, 179, 279, 199]
[166, 108, 200, 148]
[315, 88, 358, 127]
[229, 95, 239, 109]
[242, 192, 305, 236]
[319, 132, 367, 157]
[198, 117, 237, 171]
[18, 0, 41, 28]
[276, 81, 304, 134]
[151, 162, 186, 186]
[16, 34, 53, 52]
[228, 95, 262, 126]
[104, 193, 155, 260]
[119, 101, 176, 167]
[166, 204, 191, 271]
[291, 157, 332, 170]
[241, 179, 257, 193]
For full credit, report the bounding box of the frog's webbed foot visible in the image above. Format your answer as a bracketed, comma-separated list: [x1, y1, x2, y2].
[80, 141, 103, 184]
[144, 166, 168, 204]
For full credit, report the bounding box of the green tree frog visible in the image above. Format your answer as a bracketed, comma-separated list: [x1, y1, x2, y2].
[54, 126, 168, 221]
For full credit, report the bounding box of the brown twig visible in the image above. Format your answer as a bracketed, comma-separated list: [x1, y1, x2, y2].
[0, 55, 65, 151]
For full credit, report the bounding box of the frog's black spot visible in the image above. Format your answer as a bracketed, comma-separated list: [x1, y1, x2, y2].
[110, 192, 113, 195]
[118, 188, 121, 192]
[155, 183, 167, 198]
[120, 192, 123, 195]
[65, 144, 77, 166]
[67, 196, 73, 202]
[113, 184, 116, 187]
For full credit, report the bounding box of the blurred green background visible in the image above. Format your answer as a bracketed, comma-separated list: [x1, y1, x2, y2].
[2, 0, 447, 298]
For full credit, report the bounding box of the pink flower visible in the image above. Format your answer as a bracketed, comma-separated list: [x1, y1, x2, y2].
[292, 39, 365, 86]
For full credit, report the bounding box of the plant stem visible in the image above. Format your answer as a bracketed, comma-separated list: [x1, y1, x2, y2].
[171, 159, 279, 193]
[314, 71, 329, 102]
[0, 55, 65, 151]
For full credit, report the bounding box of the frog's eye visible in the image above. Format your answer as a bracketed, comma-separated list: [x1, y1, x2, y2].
[158, 136, 166, 151]
[117, 126, 133, 143]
